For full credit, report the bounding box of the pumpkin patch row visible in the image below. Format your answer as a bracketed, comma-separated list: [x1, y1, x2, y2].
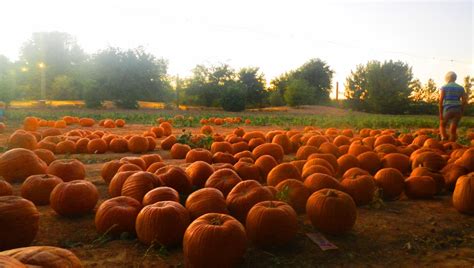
[23, 116, 127, 131]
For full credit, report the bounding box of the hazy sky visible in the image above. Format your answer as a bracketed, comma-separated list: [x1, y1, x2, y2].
[0, 0, 472, 96]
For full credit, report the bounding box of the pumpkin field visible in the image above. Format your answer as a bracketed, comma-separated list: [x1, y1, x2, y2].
[0, 107, 474, 267]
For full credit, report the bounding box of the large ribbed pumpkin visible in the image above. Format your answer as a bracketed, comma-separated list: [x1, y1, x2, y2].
[50, 180, 99, 217]
[266, 163, 301, 186]
[46, 159, 86, 182]
[404, 176, 437, 199]
[275, 179, 310, 213]
[128, 136, 149, 154]
[20, 174, 63, 205]
[142, 186, 180, 206]
[183, 213, 247, 268]
[304, 173, 343, 193]
[306, 189, 357, 235]
[0, 196, 39, 250]
[135, 201, 190, 246]
[226, 180, 273, 222]
[155, 166, 192, 194]
[0, 246, 82, 268]
[0, 148, 47, 182]
[121, 172, 159, 203]
[452, 174, 474, 214]
[374, 168, 405, 200]
[185, 188, 229, 219]
[205, 168, 242, 197]
[95, 196, 142, 236]
[245, 201, 297, 248]
[186, 161, 215, 188]
[7, 131, 37, 150]
[252, 143, 284, 163]
[340, 174, 376, 206]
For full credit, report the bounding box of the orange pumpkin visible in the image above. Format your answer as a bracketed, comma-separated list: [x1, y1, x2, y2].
[304, 173, 343, 193]
[121, 171, 160, 203]
[127, 136, 149, 154]
[205, 168, 242, 197]
[47, 159, 85, 182]
[8, 131, 37, 150]
[142, 186, 180, 206]
[0, 148, 47, 183]
[404, 176, 437, 199]
[185, 188, 229, 219]
[275, 179, 310, 213]
[226, 180, 273, 222]
[186, 161, 215, 188]
[452, 174, 474, 214]
[374, 168, 405, 200]
[50, 180, 99, 217]
[341, 174, 376, 206]
[87, 139, 108, 154]
[155, 166, 192, 194]
[95, 196, 142, 236]
[20, 174, 63, 205]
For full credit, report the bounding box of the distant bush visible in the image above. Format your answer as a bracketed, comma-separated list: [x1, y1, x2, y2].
[221, 84, 246, 112]
[268, 91, 285, 107]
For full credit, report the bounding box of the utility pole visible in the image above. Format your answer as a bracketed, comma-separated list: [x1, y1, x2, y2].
[38, 62, 46, 100]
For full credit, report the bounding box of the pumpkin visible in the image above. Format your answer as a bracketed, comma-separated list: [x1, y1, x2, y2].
[0, 255, 26, 267]
[245, 200, 297, 248]
[186, 148, 213, 163]
[185, 161, 214, 188]
[301, 165, 333, 178]
[87, 139, 108, 154]
[54, 140, 76, 154]
[0, 246, 82, 267]
[303, 158, 335, 175]
[95, 196, 142, 236]
[75, 138, 90, 153]
[200, 125, 214, 135]
[117, 163, 142, 173]
[150, 127, 164, 138]
[306, 189, 357, 235]
[442, 163, 468, 191]
[135, 201, 190, 246]
[108, 171, 138, 197]
[306, 135, 329, 148]
[121, 171, 160, 203]
[275, 179, 310, 213]
[233, 161, 262, 182]
[146, 162, 167, 173]
[101, 160, 123, 184]
[212, 152, 236, 164]
[8, 131, 37, 150]
[411, 166, 445, 194]
[0, 196, 39, 250]
[337, 154, 360, 177]
[20, 174, 63, 205]
[295, 145, 320, 160]
[157, 122, 172, 136]
[252, 143, 284, 163]
[226, 180, 273, 222]
[342, 167, 370, 179]
[108, 138, 128, 153]
[0, 148, 47, 183]
[120, 157, 147, 170]
[211, 141, 233, 155]
[142, 186, 180, 206]
[140, 154, 163, 169]
[37, 141, 57, 152]
[155, 166, 192, 194]
[79, 118, 95, 127]
[319, 142, 341, 157]
[50, 180, 99, 217]
[183, 213, 247, 268]
[243, 131, 265, 142]
[212, 163, 235, 171]
[234, 150, 254, 160]
[33, 149, 56, 165]
[411, 151, 446, 172]
[160, 135, 177, 150]
[307, 153, 339, 172]
[146, 137, 156, 151]
[381, 153, 411, 175]
[357, 151, 381, 175]
[374, 144, 398, 154]
[304, 173, 343, 193]
[454, 148, 474, 172]
[341, 174, 376, 206]
[205, 168, 242, 197]
[452, 174, 474, 214]
[185, 188, 229, 219]
[272, 134, 291, 154]
[254, 156, 278, 177]
[374, 134, 396, 147]
[23, 117, 39, 131]
[127, 136, 149, 154]
[374, 168, 405, 200]
[0, 180, 13, 196]
[231, 141, 249, 154]
[404, 176, 437, 199]
[347, 143, 371, 156]
[47, 159, 85, 182]
[267, 163, 301, 186]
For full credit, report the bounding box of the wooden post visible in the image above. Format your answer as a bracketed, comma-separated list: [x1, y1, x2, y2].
[335, 82, 339, 101]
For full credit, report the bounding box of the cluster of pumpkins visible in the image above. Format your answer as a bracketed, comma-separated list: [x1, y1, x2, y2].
[22, 116, 126, 130]
[6, 120, 176, 155]
[199, 116, 251, 126]
[1, 123, 474, 267]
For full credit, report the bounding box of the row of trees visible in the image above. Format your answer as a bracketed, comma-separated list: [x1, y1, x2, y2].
[0, 32, 472, 113]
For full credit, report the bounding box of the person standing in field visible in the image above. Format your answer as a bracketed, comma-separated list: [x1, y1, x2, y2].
[439, 71, 467, 142]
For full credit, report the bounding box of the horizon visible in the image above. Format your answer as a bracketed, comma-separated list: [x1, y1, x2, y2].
[0, 0, 472, 96]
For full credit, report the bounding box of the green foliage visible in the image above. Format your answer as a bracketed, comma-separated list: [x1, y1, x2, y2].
[268, 90, 285, 107]
[345, 60, 413, 114]
[238, 67, 267, 108]
[221, 82, 246, 112]
[464, 76, 473, 103]
[177, 130, 213, 149]
[291, 58, 333, 104]
[0, 55, 14, 104]
[284, 79, 314, 107]
[410, 78, 438, 104]
[50, 75, 80, 100]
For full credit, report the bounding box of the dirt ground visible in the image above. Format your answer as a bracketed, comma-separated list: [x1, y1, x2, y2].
[1, 123, 474, 267]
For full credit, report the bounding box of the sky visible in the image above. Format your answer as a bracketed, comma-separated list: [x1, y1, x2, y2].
[0, 0, 472, 97]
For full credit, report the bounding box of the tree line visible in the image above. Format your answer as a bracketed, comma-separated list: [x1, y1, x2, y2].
[0, 32, 472, 114]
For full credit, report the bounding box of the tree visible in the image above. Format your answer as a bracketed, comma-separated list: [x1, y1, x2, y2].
[19, 32, 86, 99]
[237, 67, 266, 108]
[410, 79, 423, 102]
[0, 55, 14, 104]
[345, 60, 413, 114]
[284, 79, 314, 107]
[92, 47, 171, 109]
[49, 75, 79, 100]
[221, 82, 246, 112]
[184, 63, 236, 107]
[291, 58, 333, 104]
[423, 78, 438, 103]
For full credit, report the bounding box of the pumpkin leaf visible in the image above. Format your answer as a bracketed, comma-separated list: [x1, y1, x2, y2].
[276, 185, 290, 203]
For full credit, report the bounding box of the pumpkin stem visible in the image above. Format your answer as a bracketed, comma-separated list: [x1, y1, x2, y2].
[326, 190, 338, 197]
[210, 216, 223, 226]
